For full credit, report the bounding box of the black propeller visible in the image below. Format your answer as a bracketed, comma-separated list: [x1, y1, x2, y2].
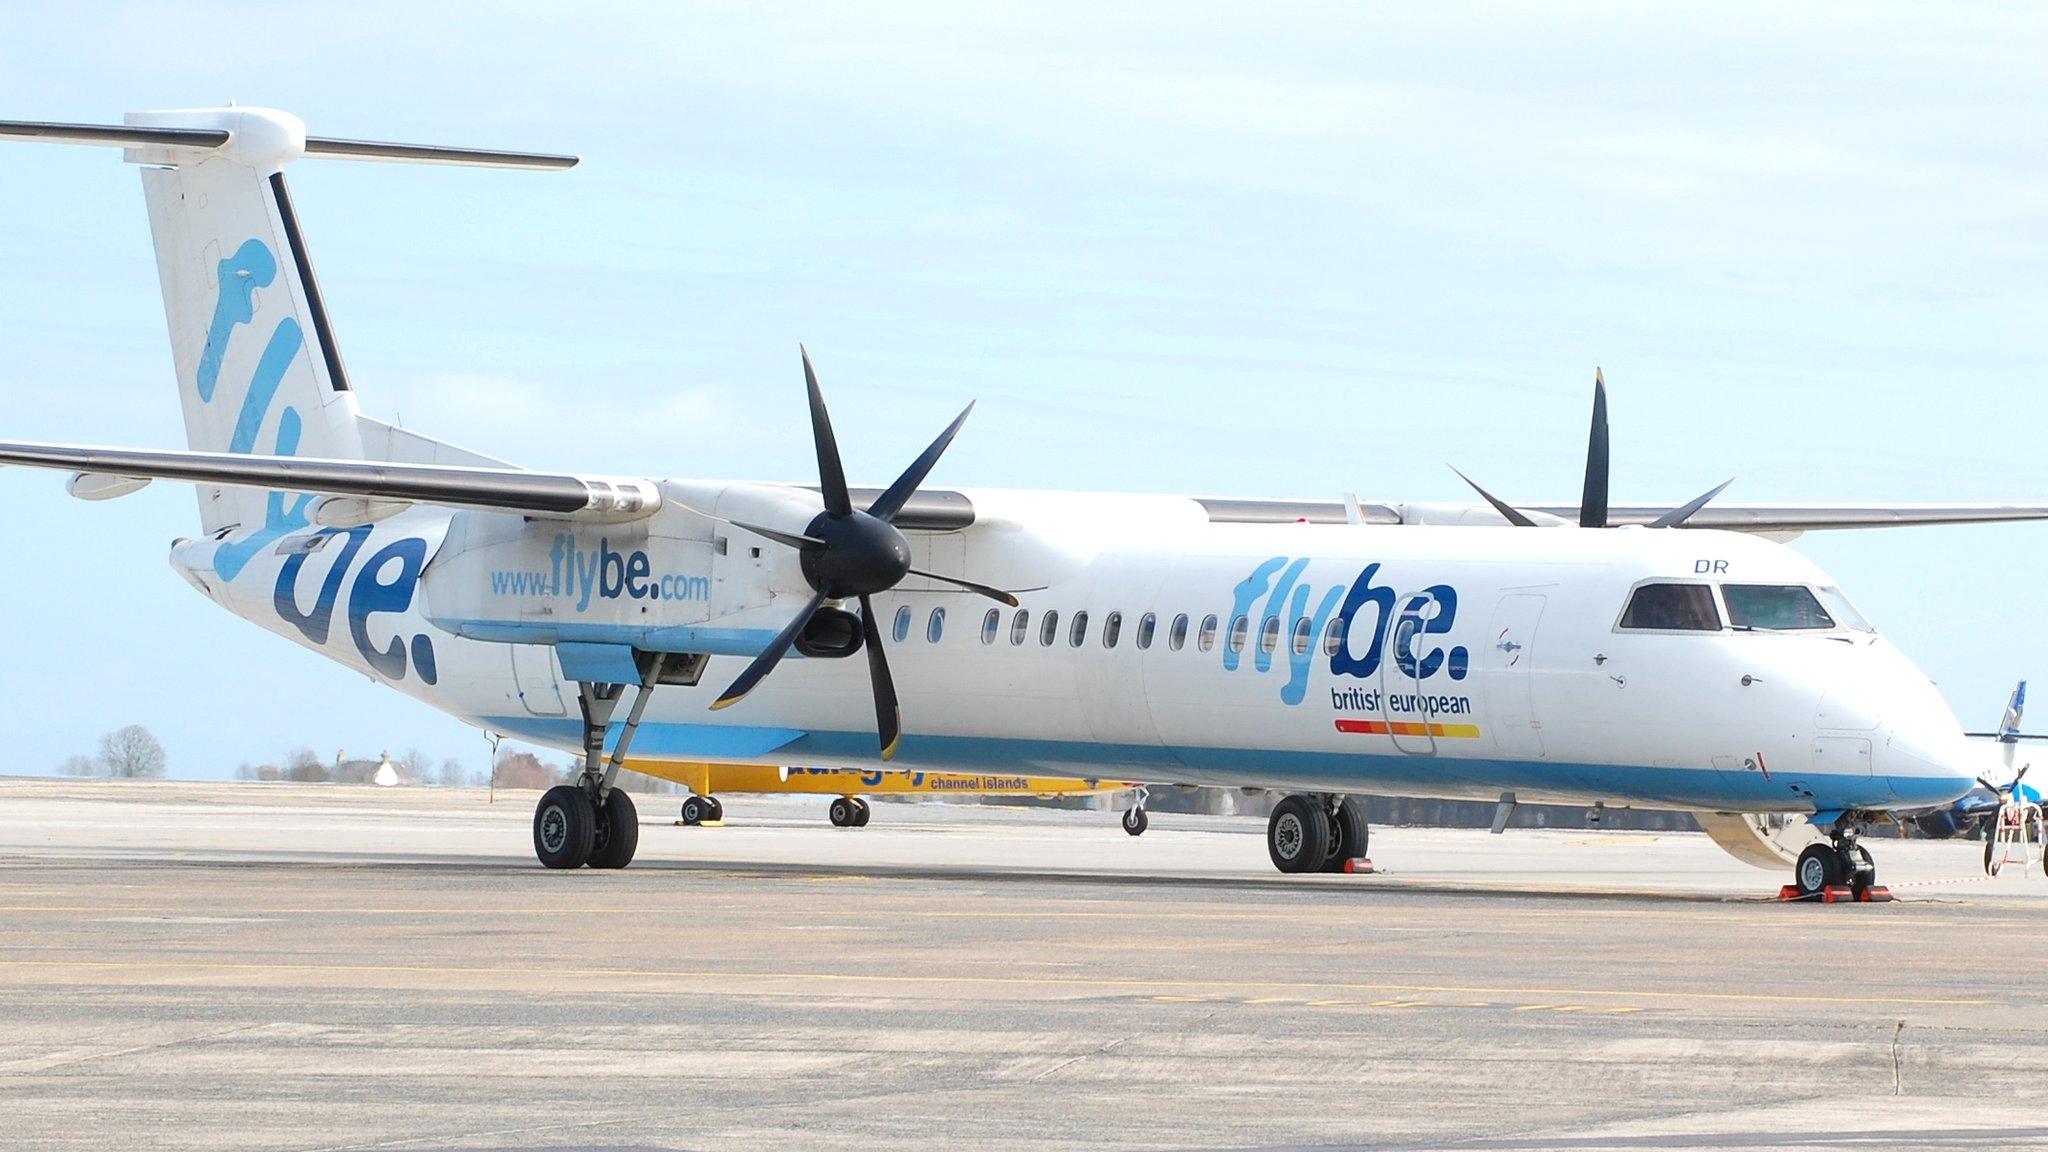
[709, 348, 1018, 760]
[1450, 368, 1734, 530]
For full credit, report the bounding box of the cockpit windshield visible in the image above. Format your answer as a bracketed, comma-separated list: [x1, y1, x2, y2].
[1619, 583, 1721, 631]
[1722, 584, 1835, 631]
[1816, 586, 1875, 632]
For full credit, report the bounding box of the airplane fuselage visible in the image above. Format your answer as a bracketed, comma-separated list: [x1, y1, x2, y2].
[170, 484, 1979, 818]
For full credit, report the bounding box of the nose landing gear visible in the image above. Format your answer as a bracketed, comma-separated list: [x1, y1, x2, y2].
[1788, 823, 1880, 900]
[828, 796, 872, 827]
[678, 794, 724, 826]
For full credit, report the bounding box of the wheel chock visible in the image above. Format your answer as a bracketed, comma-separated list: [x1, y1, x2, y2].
[1342, 858, 1375, 874]
[1775, 884, 1894, 903]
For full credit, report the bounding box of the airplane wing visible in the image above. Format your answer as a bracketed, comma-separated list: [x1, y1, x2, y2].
[0, 440, 661, 523]
[1197, 496, 2048, 535]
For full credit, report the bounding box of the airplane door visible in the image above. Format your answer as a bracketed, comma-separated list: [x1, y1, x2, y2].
[1484, 594, 1546, 759]
[1378, 590, 1440, 756]
[510, 644, 568, 716]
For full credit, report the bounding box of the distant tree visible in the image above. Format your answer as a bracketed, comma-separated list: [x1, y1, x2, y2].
[492, 750, 561, 790]
[397, 748, 431, 784]
[284, 747, 328, 783]
[60, 754, 99, 777]
[437, 758, 467, 788]
[97, 725, 166, 779]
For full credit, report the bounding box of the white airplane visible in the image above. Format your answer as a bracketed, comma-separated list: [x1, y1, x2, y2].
[4, 107, 2043, 896]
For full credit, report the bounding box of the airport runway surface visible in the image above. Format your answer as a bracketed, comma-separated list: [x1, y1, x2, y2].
[1, 779, 2045, 1151]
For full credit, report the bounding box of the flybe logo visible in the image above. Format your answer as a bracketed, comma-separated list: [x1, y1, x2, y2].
[489, 534, 712, 613]
[1226, 557, 1470, 706]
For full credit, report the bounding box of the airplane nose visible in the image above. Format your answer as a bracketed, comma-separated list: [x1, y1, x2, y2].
[1879, 723, 1982, 807]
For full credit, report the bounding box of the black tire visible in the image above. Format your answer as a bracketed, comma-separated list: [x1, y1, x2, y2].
[679, 795, 706, 826]
[1793, 843, 1842, 896]
[1268, 794, 1331, 874]
[829, 797, 857, 827]
[1847, 844, 1875, 893]
[534, 785, 596, 870]
[1322, 797, 1369, 872]
[1122, 806, 1148, 837]
[704, 796, 724, 823]
[851, 798, 872, 827]
[587, 789, 639, 870]
[1985, 833, 2000, 876]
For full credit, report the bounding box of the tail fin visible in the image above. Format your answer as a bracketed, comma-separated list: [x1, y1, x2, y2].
[1, 108, 575, 535]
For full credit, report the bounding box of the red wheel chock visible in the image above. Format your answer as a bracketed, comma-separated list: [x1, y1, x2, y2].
[1342, 858, 1375, 874]
[1777, 885, 1893, 903]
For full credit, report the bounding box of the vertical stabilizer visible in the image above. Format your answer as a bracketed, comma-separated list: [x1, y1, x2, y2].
[126, 107, 364, 537]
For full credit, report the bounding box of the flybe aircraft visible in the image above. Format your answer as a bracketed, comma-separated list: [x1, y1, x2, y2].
[2, 107, 2039, 897]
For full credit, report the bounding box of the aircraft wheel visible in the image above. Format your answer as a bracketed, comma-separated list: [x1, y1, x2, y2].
[534, 785, 596, 870]
[1846, 844, 1876, 893]
[705, 796, 724, 823]
[1985, 834, 2001, 876]
[852, 797, 872, 827]
[587, 789, 640, 870]
[1267, 794, 1330, 874]
[829, 796, 859, 827]
[1792, 843, 1842, 896]
[679, 795, 709, 826]
[1322, 797, 1368, 872]
[1122, 806, 1148, 837]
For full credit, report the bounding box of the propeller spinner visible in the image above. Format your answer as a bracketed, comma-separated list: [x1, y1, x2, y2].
[710, 348, 1017, 759]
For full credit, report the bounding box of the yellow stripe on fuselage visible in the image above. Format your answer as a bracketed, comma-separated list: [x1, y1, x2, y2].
[626, 760, 1130, 798]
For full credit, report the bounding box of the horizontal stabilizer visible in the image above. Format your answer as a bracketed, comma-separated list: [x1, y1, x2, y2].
[0, 440, 658, 522]
[0, 116, 576, 170]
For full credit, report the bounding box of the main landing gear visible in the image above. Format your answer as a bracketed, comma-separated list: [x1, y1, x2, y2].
[1788, 821, 1879, 898]
[1266, 794, 1369, 874]
[678, 794, 724, 826]
[532, 656, 670, 870]
[829, 796, 872, 827]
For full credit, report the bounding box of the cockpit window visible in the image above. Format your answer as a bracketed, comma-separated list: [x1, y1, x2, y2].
[1619, 583, 1721, 631]
[1816, 586, 1874, 632]
[1723, 584, 1834, 631]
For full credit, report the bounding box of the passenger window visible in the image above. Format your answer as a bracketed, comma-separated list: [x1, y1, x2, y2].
[1103, 611, 1122, 648]
[927, 606, 946, 643]
[1292, 616, 1313, 656]
[1040, 609, 1060, 646]
[1136, 612, 1156, 650]
[981, 608, 1000, 645]
[1259, 616, 1281, 656]
[1619, 583, 1721, 631]
[1817, 586, 1873, 632]
[1322, 616, 1344, 656]
[1227, 615, 1249, 654]
[1169, 613, 1190, 651]
[1198, 614, 1219, 652]
[1010, 609, 1030, 646]
[892, 604, 912, 643]
[1070, 611, 1090, 647]
[1724, 584, 1834, 631]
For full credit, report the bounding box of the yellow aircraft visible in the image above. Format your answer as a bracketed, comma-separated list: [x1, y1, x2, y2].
[630, 761, 1149, 834]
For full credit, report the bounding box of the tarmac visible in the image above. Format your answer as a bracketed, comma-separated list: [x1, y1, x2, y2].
[1, 778, 2046, 1151]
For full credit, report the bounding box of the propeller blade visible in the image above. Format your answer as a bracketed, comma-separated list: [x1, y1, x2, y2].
[2019, 764, 2031, 782]
[869, 402, 975, 523]
[801, 346, 852, 517]
[1581, 369, 1610, 528]
[729, 519, 826, 551]
[1648, 478, 1736, 529]
[709, 588, 829, 711]
[859, 594, 903, 759]
[1977, 777, 1998, 792]
[1449, 466, 1538, 528]
[906, 567, 1019, 606]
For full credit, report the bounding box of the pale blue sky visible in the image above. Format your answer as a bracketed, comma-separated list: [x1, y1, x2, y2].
[2, 4, 2045, 778]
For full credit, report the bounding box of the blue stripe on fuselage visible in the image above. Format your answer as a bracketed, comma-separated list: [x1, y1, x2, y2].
[477, 716, 1964, 813]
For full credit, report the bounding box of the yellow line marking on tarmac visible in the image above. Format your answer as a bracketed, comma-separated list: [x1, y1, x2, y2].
[0, 957, 1987, 1007]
